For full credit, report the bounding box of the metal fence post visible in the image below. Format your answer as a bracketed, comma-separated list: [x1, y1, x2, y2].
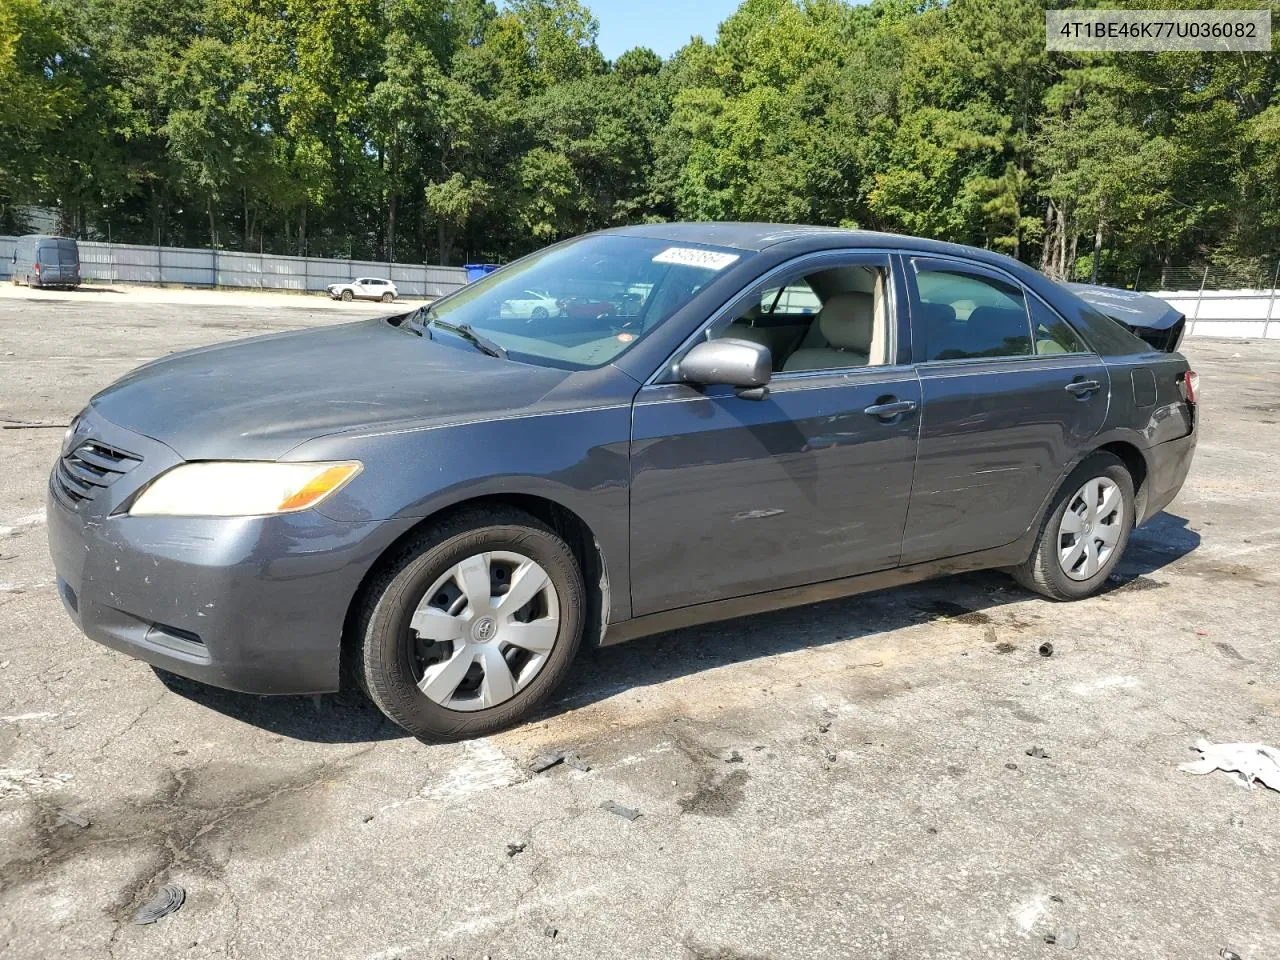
[1190, 265, 1210, 336]
[1265, 259, 1280, 341]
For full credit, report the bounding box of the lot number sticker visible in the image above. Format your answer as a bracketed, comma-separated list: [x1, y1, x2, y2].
[652, 247, 740, 270]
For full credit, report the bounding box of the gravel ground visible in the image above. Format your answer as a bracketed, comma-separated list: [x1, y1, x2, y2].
[0, 287, 1277, 960]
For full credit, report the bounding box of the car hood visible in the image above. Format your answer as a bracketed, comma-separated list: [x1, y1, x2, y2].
[89, 317, 570, 460]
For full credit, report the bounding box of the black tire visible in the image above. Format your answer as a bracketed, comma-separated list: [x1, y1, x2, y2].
[340, 289, 354, 302]
[531, 306, 549, 320]
[1013, 451, 1134, 601]
[352, 507, 585, 741]
[381, 291, 394, 303]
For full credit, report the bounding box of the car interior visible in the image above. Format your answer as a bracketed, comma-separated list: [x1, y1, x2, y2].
[914, 269, 1033, 361]
[718, 265, 890, 372]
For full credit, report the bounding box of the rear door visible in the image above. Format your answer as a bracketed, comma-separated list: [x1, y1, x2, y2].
[900, 256, 1108, 564]
[36, 243, 60, 284]
[56, 239, 79, 284]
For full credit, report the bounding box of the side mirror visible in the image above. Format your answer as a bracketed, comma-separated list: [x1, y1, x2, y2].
[679, 338, 773, 400]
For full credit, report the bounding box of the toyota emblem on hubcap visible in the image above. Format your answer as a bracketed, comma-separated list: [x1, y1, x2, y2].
[471, 616, 497, 642]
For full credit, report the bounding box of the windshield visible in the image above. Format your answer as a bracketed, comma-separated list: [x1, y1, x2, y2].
[422, 235, 743, 369]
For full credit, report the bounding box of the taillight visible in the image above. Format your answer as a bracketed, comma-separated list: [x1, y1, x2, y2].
[33, 262, 40, 274]
[1179, 370, 1199, 405]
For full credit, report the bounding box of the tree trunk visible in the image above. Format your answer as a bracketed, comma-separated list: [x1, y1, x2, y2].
[1055, 205, 1068, 280]
[437, 220, 448, 266]
[152, 183, 163, 246]
[1090, 220, 1104, 284]
[388, 194, 397, 263]
[1012, 193, 1021, 261]
[1068, 231, 1079, 281]
[387, 141, 400, 263]
[207, 198, 217, 249]
[300, 204, 307, 257]
[1040, 201, 1056, 274]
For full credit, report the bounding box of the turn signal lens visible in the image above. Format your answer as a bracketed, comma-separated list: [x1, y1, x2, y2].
[129, 461, 362, 517]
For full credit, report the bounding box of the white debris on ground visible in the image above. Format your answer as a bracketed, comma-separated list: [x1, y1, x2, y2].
[0, 769, 74, 796]
[1179, 740, 1280, 791]
[0, 513, 45, 538]
[1010, 893, 1052, 935]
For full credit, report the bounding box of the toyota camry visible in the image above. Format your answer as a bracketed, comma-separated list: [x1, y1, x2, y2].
[48, 224, 1198, 740]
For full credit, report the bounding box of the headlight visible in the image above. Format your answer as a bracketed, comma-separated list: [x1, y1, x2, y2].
[129, 461, 362, 517]
[61, 415, 81, 456]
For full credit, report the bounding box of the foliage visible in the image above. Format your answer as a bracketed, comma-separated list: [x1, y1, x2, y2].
[0, 0, 1274, 278]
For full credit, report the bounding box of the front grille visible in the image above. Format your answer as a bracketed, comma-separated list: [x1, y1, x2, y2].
[55, 438, 142, 506]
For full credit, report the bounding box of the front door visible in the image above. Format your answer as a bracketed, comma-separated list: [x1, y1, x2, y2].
[628, 252, 922, 617]
[899, 256, 1109, 564]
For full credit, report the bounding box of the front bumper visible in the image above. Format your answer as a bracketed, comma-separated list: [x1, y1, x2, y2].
[47, 408, 416, 694]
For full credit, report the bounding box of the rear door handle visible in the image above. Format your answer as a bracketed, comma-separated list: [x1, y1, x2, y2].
[864, 399, 918, 419]
[1065, 379, 1101, 396]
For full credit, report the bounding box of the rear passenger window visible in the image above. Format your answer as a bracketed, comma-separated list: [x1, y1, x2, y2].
[915, 267, 1032, 361]
[1030, 298, 1086, 354]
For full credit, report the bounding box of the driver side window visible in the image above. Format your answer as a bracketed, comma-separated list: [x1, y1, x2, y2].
[713, 263, 891, 373]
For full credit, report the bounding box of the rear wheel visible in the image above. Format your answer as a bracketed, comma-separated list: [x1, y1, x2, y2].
[380, 291, 394, 303]
[1013, 451, 1134, 600]
[341, 289, 354, 302]
[353, 507, 585, 740]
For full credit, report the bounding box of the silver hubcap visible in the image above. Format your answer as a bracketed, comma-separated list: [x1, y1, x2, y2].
[1058, 477, 1124, 581]
[409, 551, 559, 712]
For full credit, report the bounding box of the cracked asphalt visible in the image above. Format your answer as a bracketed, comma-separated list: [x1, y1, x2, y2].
[1, 285, 1278, 959]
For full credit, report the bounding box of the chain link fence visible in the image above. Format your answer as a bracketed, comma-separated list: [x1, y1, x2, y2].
[1085, 258, 1280, 339]
[1094, 260, 1280, 294]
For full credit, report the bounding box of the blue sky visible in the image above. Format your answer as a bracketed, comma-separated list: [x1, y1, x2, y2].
[586, 0, 743, 59]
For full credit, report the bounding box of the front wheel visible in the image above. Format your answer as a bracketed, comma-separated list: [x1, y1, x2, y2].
[352, 507, 585, 740]
[1012, 452, 1134, 601]
[340, 289, 354, 302]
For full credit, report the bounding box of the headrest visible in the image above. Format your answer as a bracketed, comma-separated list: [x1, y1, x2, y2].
[819, 292, 874, 352]
[922, 302, 957, 326]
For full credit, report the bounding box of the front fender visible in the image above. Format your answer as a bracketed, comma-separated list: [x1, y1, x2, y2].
[286, 404, 635, 622]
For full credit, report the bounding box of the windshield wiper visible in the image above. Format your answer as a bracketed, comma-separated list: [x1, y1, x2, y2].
[432, 319, 508, 360]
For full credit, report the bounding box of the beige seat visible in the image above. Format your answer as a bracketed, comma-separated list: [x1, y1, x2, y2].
[782, 292, 875, 371]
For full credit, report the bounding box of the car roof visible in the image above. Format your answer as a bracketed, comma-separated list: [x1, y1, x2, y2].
[602, 221, 1030, 274]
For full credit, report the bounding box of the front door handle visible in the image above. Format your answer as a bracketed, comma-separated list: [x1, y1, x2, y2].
[1065, 379, 1102, 396]
[864, 399, 918, 419]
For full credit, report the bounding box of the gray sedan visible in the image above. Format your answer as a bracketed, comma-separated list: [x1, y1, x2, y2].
[47, 224, 1198, 740]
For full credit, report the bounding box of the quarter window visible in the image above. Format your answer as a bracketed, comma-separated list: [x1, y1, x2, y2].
[760, 280, 821, 317]
[914, 267, 1032, 362]
[1030, 298, 1086, 354]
